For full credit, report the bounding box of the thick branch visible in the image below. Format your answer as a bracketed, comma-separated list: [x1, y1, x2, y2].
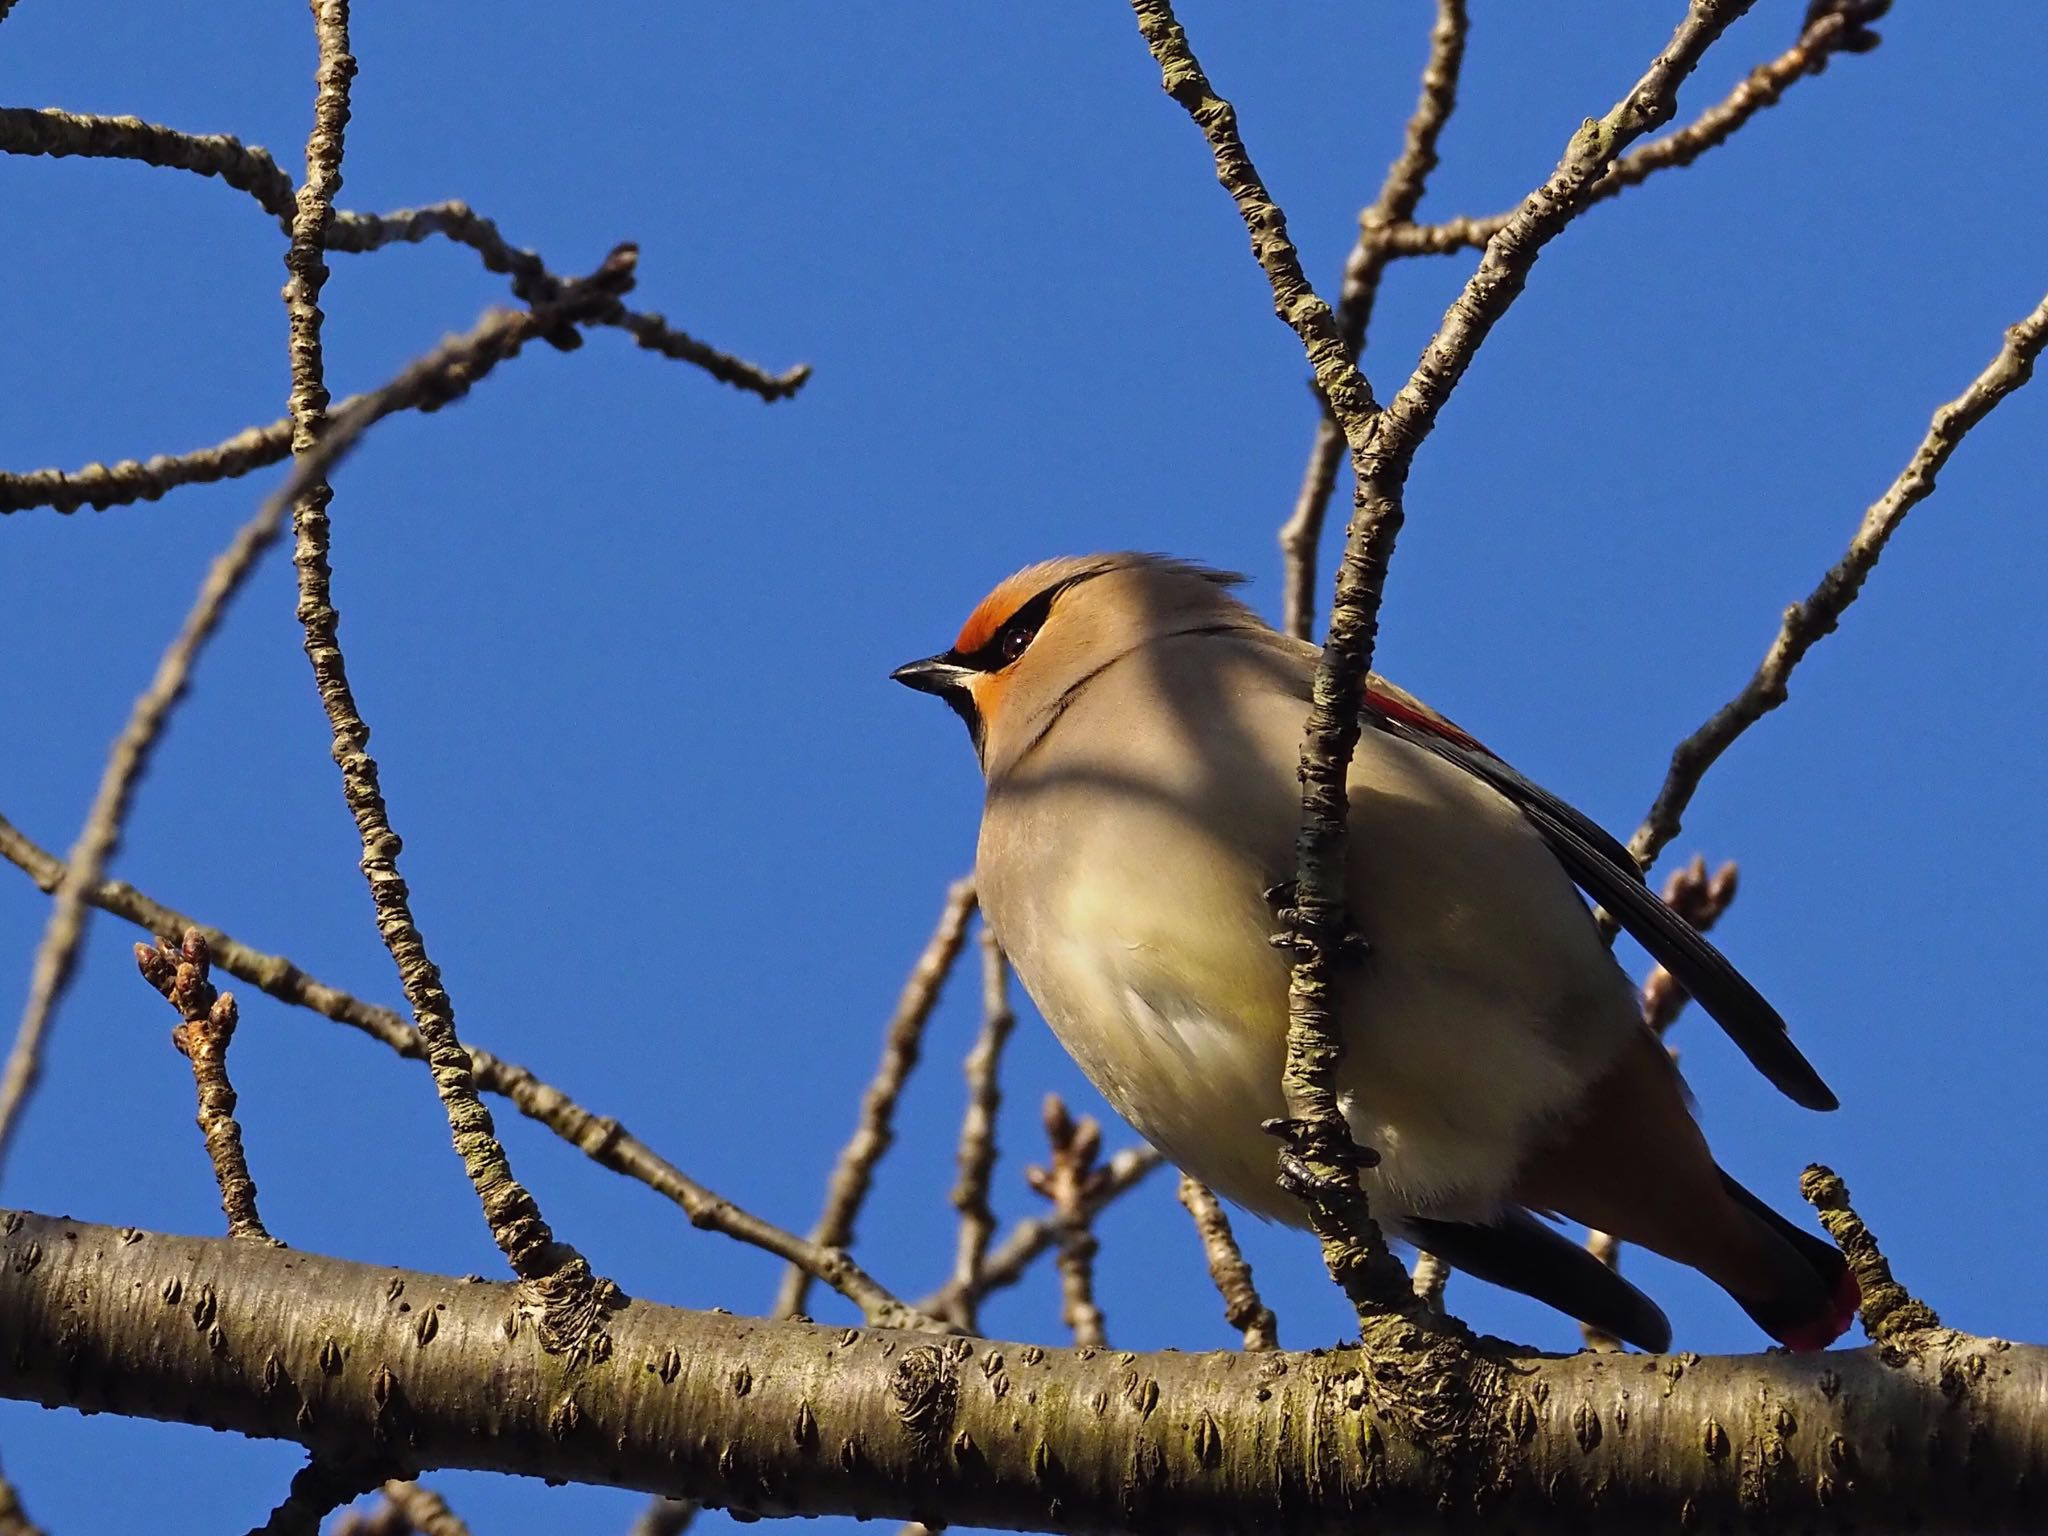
[0, 1210, 2041, 1532]
[1630, 287, 2048, 867]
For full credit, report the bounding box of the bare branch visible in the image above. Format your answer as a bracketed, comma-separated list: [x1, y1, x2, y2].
[1381, 1, 1891, 262]
[777, 878, 977, 1319]
[1176, 1174, 1279, 1349]
[0, 407, 311, 516]
[626, 1498, 699, 1536]
[0, 807, 936, 1330]
[1630, 288, 2048, 869]
[1802, 1164, 1943, 1346]
[919, 1143, 1163, 1321]
[1283, 4, 1884, 638]
[1582, 856, 1738, 1349]
[135, 930, 276, 1244]
[945, 925, 1017, 1332]
[1027, 1095, 1111, 1348]
[0, 108, 809, 412]
[0, 1460, 45, 1536]
[1128, 0, 1404, 1323]
[247, 1456, 385, 1536]
[331, 1481, 474, 1536]
[1281, 0, 1467, 640]
[4, 1207, 2041, 1532]
[1137, 0, 1767, 1329]
[281, 0, 576, 1289]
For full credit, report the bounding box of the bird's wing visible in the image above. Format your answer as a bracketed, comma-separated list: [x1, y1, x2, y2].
[1362, 685, 1838, 1112]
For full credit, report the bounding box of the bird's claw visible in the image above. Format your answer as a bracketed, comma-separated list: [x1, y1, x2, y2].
[1266, 919, 1372, 966]
[1264, 879, 1370, 962]
[1261, 1115, 1380, 1171]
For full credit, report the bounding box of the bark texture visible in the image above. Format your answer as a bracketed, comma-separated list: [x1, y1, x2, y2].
[1, 1210, 2041, 1532]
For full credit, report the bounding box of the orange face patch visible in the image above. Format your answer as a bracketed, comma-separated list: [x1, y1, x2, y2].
[951, 561, 1081, 656]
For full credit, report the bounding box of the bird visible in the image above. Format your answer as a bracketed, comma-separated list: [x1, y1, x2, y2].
[891, 552, 1857, 1353]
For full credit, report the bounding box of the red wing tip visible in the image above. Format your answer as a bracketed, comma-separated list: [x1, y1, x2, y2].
[1777, 1266, 1862, 1352]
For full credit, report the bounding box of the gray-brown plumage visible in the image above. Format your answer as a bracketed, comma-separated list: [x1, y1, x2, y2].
[894, 553, 1855, 1351]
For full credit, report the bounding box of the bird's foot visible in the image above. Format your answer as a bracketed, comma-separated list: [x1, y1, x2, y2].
[1261, 1116, 1380, 1179]
[1265, 891, 1372, 966]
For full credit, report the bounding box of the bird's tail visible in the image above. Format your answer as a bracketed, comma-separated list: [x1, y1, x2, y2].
[1711, 1171, 1860, 1351]
[1402, 1208, 1673, 1354]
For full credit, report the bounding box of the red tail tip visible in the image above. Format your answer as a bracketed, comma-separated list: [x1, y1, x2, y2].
[1777, 1265, 1861, 1352]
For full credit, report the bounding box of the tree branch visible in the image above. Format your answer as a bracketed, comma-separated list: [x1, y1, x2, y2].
[1629, 287, 2048, 869]
[1380, 1, 1889, 263]
[777, 878, 977, 1319]
[0, 107, 808, 421]
[1128, 0, 1406, 1324]
[944, 926, 1017, 1333]
[1176, 1174, 1279, 1350]
[281, 0, 575, 1289]
[136, 929, 276, 1244]
[0, 1209, 2035, 1532]
[918, 1144, 1163, 1322]
[1137, 0, 1766, 1329]
[1280, 0, 1467, 640]
[0, 809, 934, 1330]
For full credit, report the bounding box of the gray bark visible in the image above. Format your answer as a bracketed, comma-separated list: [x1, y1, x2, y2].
[0, 1209, 2042, 1531]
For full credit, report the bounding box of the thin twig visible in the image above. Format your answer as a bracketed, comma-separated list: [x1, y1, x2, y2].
[1409, 1249, 1451, 1313]
[1801, 1164, 1942, 1347]
[136, 930, 276, 1244]
[1582, 857, 1739, 1349]
[626, 1498, 700, 1536]
[1382, 1, 1889, 264]
[0, 405, 327, 516]
[0, 237, 634, 1230]
[1029, 1095, 1111, 1348]
[1128, 0, 1405, 1324]
[284, 1, 570, 1286]
[1281, 4, 1883, 639]
[1630, 288, 2048, 870]
[1639, 857, 1740, 1036]
[1176, 1174, 1278, 1349]
[0, 255, 629, 1184]
[0, 810, 937, 1330]
[918, 1144, 1163, 1321]
[0, 1459, 45, 1536]
[775, 877, 977, 1319]
[945, 924, 1017, 1332]
[1134, 0, 1764, 1331]
[1280, 0, 1467, 640]
[382, 1484, 466, 1536]
[246, 1456, 383, 1536]
[0, 108, 810, 411]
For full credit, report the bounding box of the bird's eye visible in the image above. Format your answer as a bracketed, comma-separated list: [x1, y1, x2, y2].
[998, 623, 1036, 664]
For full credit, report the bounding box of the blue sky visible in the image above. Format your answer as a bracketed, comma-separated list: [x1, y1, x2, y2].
[3, 2, 2045, 1530]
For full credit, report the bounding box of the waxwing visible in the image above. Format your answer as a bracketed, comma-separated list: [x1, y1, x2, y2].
[893, 553, 1856, 1352]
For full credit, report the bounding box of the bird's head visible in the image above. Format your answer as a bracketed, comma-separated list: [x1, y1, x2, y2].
[892, 552, 1256, 777]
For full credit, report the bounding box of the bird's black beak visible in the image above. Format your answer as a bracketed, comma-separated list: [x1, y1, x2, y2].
[890, 654, 975, 699]
[892, 653, 986, 755]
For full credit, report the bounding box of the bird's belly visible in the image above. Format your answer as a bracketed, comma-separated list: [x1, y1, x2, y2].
[1005, 858, 1606, 1230]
